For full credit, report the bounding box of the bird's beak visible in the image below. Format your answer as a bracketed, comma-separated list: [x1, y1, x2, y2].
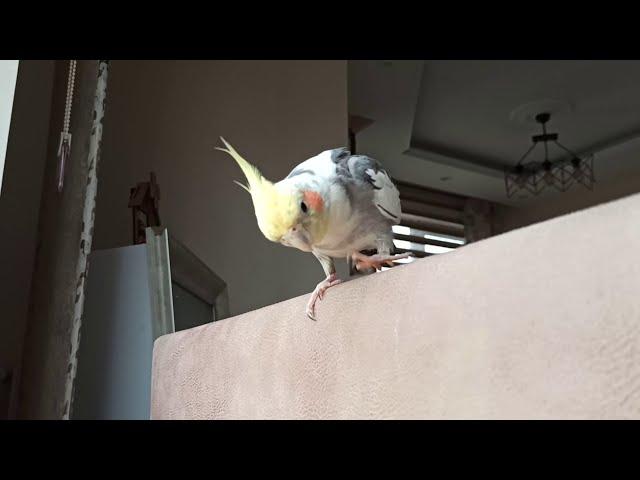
[282, 225, 312, 252]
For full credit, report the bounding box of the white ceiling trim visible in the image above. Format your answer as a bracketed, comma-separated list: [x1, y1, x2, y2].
[404, 146, 504, 178]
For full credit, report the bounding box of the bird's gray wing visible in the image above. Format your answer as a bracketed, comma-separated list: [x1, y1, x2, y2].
[330, 149, 402, 223]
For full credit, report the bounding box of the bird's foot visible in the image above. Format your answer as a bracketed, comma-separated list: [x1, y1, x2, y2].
[352, 251, 413, 272]
[306, 273, 342, 321]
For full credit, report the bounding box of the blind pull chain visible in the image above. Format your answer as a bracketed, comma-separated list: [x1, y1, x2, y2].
[57, 60, 76, 193]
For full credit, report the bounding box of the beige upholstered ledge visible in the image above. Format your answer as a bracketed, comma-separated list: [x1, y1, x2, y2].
[151, 193, 640, 419]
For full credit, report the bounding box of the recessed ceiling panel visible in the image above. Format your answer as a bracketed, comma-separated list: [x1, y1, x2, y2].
[411, 60, 640, 168]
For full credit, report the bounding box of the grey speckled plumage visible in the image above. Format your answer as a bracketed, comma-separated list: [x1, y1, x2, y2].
[278, 147, 402, 277]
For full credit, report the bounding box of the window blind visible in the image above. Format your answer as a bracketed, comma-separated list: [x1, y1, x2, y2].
[349, 180, 469, 274]
[390, 180, 467, 266]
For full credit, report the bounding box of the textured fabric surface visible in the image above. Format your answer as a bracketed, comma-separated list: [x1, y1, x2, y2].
[151, 193, 640, 419]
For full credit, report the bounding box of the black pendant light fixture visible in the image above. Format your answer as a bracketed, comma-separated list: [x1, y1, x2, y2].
[505, 113, 595, 198]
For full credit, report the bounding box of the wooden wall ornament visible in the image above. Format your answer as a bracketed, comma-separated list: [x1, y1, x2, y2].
[128, 172, 161, 244]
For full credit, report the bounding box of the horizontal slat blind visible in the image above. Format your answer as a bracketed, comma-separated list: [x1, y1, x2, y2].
[395, 181, 468, 210]
[399, 213, 465, 238]
[400, 199, 465, 224]
[348, 179, 470, 275]
[387, 180, 468, 269]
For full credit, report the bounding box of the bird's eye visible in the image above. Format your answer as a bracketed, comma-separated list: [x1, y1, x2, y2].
[300, 201, 308, 213]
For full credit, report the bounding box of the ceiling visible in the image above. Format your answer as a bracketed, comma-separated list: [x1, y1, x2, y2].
[348, 60, 640, 206]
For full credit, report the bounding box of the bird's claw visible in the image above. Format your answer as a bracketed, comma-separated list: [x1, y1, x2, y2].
[353, 252, 413, 271]
[305, 274, 342, 321]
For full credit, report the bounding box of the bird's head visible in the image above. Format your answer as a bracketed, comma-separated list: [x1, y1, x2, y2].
[216, 138, 328, 252]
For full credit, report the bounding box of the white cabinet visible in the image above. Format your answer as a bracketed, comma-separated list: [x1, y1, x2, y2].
[72, 228, 227, 419]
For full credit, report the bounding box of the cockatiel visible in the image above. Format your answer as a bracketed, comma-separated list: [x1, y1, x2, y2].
[216, 137, 411, 320]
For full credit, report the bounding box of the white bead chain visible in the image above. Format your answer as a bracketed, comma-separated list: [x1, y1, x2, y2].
[57, 60, 76, 192]
[63, 60, 76, 135]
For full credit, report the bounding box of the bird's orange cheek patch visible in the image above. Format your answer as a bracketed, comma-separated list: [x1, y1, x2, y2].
[303, 190, 324, 213]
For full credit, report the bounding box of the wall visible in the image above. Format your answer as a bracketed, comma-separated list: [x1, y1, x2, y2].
[493, 171, 640, 234]
[94, 61, 348, 317]
[0, 61, 55, 418]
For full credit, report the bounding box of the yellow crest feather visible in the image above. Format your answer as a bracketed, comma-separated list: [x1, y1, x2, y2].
[216, 137, 300, 242]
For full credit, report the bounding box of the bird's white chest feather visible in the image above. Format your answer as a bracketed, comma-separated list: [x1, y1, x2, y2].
[313, 185, 378, 257]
